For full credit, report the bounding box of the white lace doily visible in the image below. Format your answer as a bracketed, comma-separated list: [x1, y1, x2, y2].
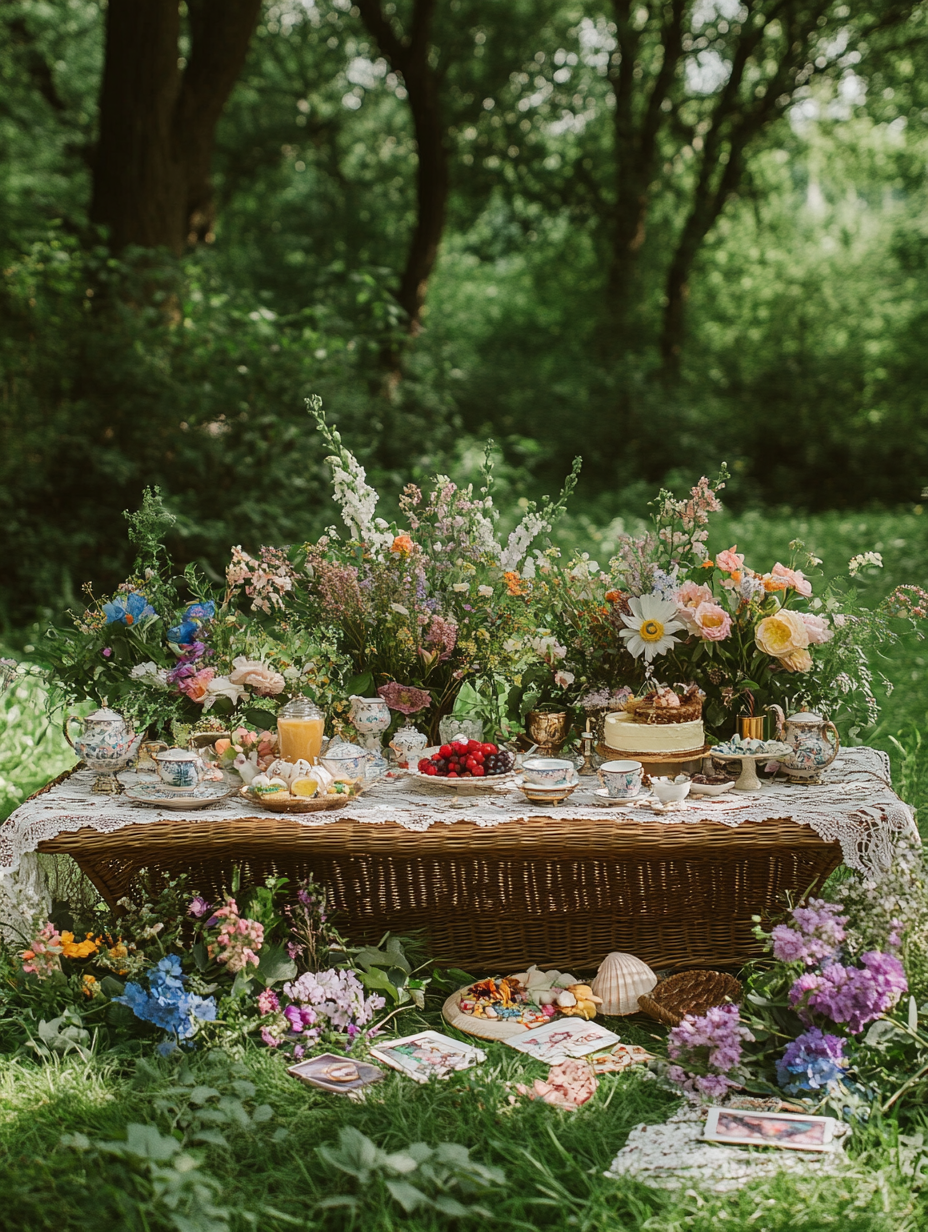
[0, 747, 916, 886]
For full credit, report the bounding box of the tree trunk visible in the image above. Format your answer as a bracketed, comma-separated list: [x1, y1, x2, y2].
[355, 0, 449, 376]
[90, 0, 260, 254]
[90, 0, 185, 253]
[397, 46, 449, 335]
[177, 0, 262, 245]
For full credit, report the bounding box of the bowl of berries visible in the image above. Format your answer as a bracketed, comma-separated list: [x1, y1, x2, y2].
[413, 739, 517, 792]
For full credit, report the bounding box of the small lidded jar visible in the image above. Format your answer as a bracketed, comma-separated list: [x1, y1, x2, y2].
[276, 696, 325, 764]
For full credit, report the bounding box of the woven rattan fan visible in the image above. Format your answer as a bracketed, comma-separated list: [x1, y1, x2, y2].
[637, 969, 742, 1027]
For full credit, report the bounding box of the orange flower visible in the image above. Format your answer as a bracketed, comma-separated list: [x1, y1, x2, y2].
[604, 589, 621, 602]
[82, 975, 99, 998]
[701, 559, 715, 569]
[60, 931, 99, 959]
[503, 571, 528, 596]
[390, 534, 414, 555]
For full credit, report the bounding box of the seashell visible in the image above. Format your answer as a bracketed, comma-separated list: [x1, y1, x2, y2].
[556, 990, 577, 1008]
[592, 952, 658, 1016]
[537, 989, 559, 1006]
[484, 1006, 498, 1018]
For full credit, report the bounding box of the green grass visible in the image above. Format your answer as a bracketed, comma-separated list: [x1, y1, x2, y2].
[1, 507, 928, 1229]
[1, 1019, 926, 1232]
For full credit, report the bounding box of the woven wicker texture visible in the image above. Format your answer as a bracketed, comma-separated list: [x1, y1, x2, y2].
[638, 969, 743, 1026]
[36, 807, 842, 971]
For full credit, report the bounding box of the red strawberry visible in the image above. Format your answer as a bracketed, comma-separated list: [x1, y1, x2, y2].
[439, 744, 453, 758]
[472, 765, 485, 776]
[481, 743, 498, 756]
[467, 740, 481, 752]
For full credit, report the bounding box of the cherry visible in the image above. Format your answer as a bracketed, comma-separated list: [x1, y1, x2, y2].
[481, 743, 498, 756]
[472, 765, 485, 776]
[439, 744, 453, 758]
[467, 739, 482, 752]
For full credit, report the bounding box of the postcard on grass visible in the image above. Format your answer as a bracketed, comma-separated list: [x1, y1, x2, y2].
[369, 1030, 486, 1083]
[504, 1019, 621, 1065]
[287, 1052, 385, 1096]
[702, 1107, 838, 1153]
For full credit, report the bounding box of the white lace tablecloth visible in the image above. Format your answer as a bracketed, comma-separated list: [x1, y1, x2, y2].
[1, 746, 916, 881]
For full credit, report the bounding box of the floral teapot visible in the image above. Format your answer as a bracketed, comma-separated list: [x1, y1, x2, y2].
[766, 706, 840, 783]
[63, 706, 143, 793]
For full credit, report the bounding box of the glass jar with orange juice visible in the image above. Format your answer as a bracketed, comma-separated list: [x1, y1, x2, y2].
[277, 697, 325, 764]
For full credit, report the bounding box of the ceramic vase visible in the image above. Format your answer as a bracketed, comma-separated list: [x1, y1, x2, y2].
[390, 723, 428, 770]
[349, 696, 391, 751]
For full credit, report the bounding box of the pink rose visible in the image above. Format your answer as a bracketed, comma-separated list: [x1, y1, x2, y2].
[229, 657, 286, 696]
[674, 581, 714, 624]
[772, 563, 813, 597]
[715, 546, 745, 575]
[799, 613, 833, 645]
[693, 601, 732, 641]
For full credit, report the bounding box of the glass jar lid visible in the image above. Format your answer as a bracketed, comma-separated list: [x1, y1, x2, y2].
[278, 696, 323, 720]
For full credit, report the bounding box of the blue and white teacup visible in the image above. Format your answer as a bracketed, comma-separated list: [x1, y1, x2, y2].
[598, 759, 643, 799]
[154, 748, 207, 791]
[522, 757, 575, 787]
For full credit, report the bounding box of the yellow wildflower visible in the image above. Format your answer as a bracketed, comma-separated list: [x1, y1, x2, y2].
[60, 931, 99, 959]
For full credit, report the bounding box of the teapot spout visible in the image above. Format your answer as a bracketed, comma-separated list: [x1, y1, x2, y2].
[766, 704, 786, 738]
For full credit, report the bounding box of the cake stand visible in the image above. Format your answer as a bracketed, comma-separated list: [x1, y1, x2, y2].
[710, 751, 773, 792]
[597, 744, 709, 780]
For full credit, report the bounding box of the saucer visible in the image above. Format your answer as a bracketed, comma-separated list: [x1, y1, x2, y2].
[124, 782, 234, 810]
[593, 786, 643, 805]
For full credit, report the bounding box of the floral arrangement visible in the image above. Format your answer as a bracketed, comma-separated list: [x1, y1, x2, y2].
[661, 873, 921, 1111]
[34, 409, 925, 750]
[0, 870, 421, 1061]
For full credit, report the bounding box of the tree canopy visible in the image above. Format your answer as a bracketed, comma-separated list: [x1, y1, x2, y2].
[0, 0, 926, 623]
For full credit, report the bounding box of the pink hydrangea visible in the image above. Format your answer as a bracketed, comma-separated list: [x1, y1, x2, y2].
[206, 897, 264, 972]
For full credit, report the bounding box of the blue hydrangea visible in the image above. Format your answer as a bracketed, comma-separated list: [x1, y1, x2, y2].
[115, 954, 217, 1043]
[776, 1028, 847, 1094]
[103, 592, 156, 627]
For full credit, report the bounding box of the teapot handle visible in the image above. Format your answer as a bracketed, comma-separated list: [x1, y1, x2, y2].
[823, 720, 840, 765]
[63, 715, 82, 750]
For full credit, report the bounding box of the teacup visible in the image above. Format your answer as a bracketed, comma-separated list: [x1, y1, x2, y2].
[522, 757, 575, 787]
[154, 748, 207, 791]
[651, 775, 692, 805]
[598, 759, 643, 799]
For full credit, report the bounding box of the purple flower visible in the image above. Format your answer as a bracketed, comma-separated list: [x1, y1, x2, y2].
[667, 1003, 753, 1098]
[776, 1029, 847, 1094]
[378, 681, 432, 715]
[187, 896, 212, 918]
[260, 1028, 280, 1048]
[789, 951, 907, 1034]
[286, 941, 304, 960]
[284, 1004, 318, 1034]
[771, 899, 847, 967]
[102, 647, 113, 658]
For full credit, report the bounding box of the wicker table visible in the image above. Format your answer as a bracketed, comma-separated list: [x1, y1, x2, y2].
[34, 804, 843, 972]
[8, 748, 913, 972]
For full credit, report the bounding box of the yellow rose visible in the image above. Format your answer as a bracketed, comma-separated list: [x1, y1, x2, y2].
[780, 647, 813, 672]
[755, 610, 810, 659]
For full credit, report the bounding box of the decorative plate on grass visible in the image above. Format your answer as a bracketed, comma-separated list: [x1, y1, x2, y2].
[238, 786, 352, 814]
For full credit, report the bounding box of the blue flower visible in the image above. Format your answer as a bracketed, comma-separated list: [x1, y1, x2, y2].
[103, 592, 156, 627]
[115, 954, 217, 1044]
[167, 601, 215, 644]
[776, 1028, 847, 1094]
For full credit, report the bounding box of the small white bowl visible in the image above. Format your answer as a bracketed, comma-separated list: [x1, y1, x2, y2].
[651, 776, 692, 804]
[689, 778, 736, 797]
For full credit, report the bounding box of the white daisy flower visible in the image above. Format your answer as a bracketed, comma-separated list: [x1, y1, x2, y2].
[619, 595, 686, 662]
